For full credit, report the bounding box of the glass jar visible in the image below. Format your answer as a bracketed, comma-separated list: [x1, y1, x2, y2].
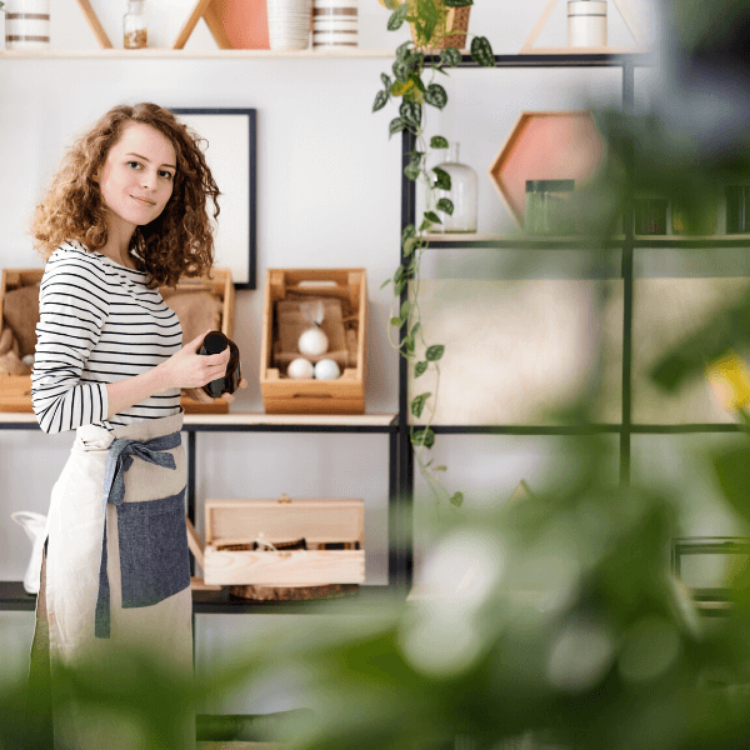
[123, 0, 148, 49]
[433, 142, 478, 234]
[524, 180, 575, 235]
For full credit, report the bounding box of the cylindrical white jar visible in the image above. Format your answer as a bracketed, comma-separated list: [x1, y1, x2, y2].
[5, 0, 51, 50]
[313, 0, 358, 49]
[567, 0, 607, 48]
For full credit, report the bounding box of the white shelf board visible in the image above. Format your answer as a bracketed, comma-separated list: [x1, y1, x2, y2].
[0, 411, 397, 427]
[0, 48, 397, 60]
[184, 412, 397, 427]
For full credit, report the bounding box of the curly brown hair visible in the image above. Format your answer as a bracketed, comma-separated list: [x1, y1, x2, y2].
[32, 102, 221, 288]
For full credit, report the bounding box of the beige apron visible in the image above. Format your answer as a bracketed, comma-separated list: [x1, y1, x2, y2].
[39, 410, 194, 750]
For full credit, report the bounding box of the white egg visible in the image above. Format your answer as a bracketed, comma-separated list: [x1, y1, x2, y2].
[314, 358, 341, 380]
[298, 327, 329, 357]
[287, 358, 314, 379]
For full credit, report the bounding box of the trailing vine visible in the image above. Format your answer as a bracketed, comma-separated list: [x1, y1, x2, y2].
[374, 0, 495, 509]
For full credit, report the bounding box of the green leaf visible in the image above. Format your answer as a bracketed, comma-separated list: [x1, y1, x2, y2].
[404, 163, 421, 181]
[401, 223, 416, 244]
[424, 211, 442, 224]
[418, 218, 433, 232]
[434, 465, 447, 472]
[402, 335, 416, 354]
[426, 344, 445, 361]
[383, 0, 402, 8]
[396, 40, 412, 60]
[410, 73, 427, 94]
[395, 279, 406, 295]
[390, 317, 404, 328]
[432, 166, 452, 191]
[387, 4, 409, 31]
[440, 47, 462, 67]
[410, 321, 421, 337]
[470, 35, 495, 67]
[380, 278, 392, 290]
[408, 151, 425, 167]
[373, 90, 389, 113]
[381, 73, 392, 90]
[415, 361, 429, 378]
[430, 135, 449, 149]
[411, 392, 432, 418]
[424, 83, 448, 109]
[403, 237, 418, 257]
[393, 59, 411, 84]
[449, 492, 465, 508]
[400, 300, 413, 318]
[411, 427, 435, 449]
[400, 101, 422, 127]
[394, 265, 405, 284]
[389, 118, 406, 137]
[417, 0, 440, 45]
[436, 197, 454, 215]
[445, 0, 473, 6]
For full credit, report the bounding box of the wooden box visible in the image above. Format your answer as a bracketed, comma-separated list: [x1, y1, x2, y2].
[0, 266, 235, 414]
[0, 268, 44, 412]
[260, 269, 367, 414]
[161, 268, 236, 414]
[203, 496, 365, 587]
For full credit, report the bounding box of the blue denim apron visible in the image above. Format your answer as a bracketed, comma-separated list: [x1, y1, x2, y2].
[94, 430, 190, 638]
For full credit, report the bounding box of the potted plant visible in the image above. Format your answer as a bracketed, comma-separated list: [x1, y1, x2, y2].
[374, 0, 494, 509]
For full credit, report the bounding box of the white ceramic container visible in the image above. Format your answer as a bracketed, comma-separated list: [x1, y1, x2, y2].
[267, 0, 312, 51]
[313, 0, 357, 48]
[5, 0, 50, 50]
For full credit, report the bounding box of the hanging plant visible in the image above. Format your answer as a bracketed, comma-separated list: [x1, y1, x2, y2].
[374, 0, 495, 509]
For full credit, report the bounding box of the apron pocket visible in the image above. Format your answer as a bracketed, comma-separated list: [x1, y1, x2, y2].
[116, 488, 191, 609]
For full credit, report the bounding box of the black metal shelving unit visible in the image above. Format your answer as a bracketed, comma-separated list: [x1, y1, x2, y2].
[2, 50, 744, 618]
[396, 50, 748, 565]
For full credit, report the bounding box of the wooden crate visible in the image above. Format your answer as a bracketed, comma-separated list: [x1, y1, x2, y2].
[0, 266, 235, 414]
[161, 268, 236, 414]
[203, 496, 365, 587]
[260, 269, 367, 414]
[0, 269, 44, 413]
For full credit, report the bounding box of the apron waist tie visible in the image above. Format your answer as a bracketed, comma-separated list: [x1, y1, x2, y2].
[95, 431, 181, 639]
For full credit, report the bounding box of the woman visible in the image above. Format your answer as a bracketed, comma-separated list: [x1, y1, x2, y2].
[28, 102, 243, 749]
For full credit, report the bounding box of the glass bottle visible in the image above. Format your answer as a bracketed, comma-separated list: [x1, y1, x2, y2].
[123, 0, 148, 49]
[433, 142, 478, 234]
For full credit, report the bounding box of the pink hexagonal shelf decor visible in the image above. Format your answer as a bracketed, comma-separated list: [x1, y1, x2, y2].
[488, 111, 606, 227]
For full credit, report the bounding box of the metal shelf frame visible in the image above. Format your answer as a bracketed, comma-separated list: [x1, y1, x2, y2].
[396, 51, 749, 586]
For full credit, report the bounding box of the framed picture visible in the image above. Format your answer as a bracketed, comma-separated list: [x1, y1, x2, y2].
[172, 108, 257, 290]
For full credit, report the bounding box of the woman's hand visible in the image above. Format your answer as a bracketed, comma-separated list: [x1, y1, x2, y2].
[158, 329, 230, 391]
[183, 378, 248, 404]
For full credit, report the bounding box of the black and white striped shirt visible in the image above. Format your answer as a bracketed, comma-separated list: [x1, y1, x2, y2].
[32, 241, 183, 434]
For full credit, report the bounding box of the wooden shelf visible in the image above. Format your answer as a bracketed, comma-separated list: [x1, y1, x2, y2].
[0, 48, 397, 60]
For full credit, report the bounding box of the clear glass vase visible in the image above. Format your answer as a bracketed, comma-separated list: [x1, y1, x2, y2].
[433, 142, 478, 233]
[124, 0, 148, 49]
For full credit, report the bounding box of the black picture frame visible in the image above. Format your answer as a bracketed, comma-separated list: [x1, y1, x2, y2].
[172, 108, 257, 290]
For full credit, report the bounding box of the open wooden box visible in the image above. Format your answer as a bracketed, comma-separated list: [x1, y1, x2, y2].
[0, 266, 235, 414]
[260, 269, 367, 414]
[203, 496, 365, 587]
[160, 268, 236, 414]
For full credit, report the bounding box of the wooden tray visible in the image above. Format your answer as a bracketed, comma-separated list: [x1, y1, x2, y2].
[488, 111, 606, 227]
[260, 269, 367, 414]
[203, 496, 365, 587]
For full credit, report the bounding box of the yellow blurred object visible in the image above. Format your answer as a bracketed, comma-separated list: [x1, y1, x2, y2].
[706, 350, 750, 412]
[377, 0, 402, 7]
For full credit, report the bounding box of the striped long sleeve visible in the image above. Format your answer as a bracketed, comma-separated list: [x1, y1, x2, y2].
[31, 242, 182, 434]
[32, 254, 109, 434]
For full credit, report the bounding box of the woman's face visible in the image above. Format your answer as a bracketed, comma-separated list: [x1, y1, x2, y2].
[97, 121, 176, 233]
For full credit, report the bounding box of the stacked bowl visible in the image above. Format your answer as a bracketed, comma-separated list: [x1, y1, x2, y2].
[267, 0, 312, 51]
[313, 0, 358, 49]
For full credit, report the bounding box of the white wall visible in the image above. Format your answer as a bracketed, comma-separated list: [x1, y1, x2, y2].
[4, 0, 729, 716]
